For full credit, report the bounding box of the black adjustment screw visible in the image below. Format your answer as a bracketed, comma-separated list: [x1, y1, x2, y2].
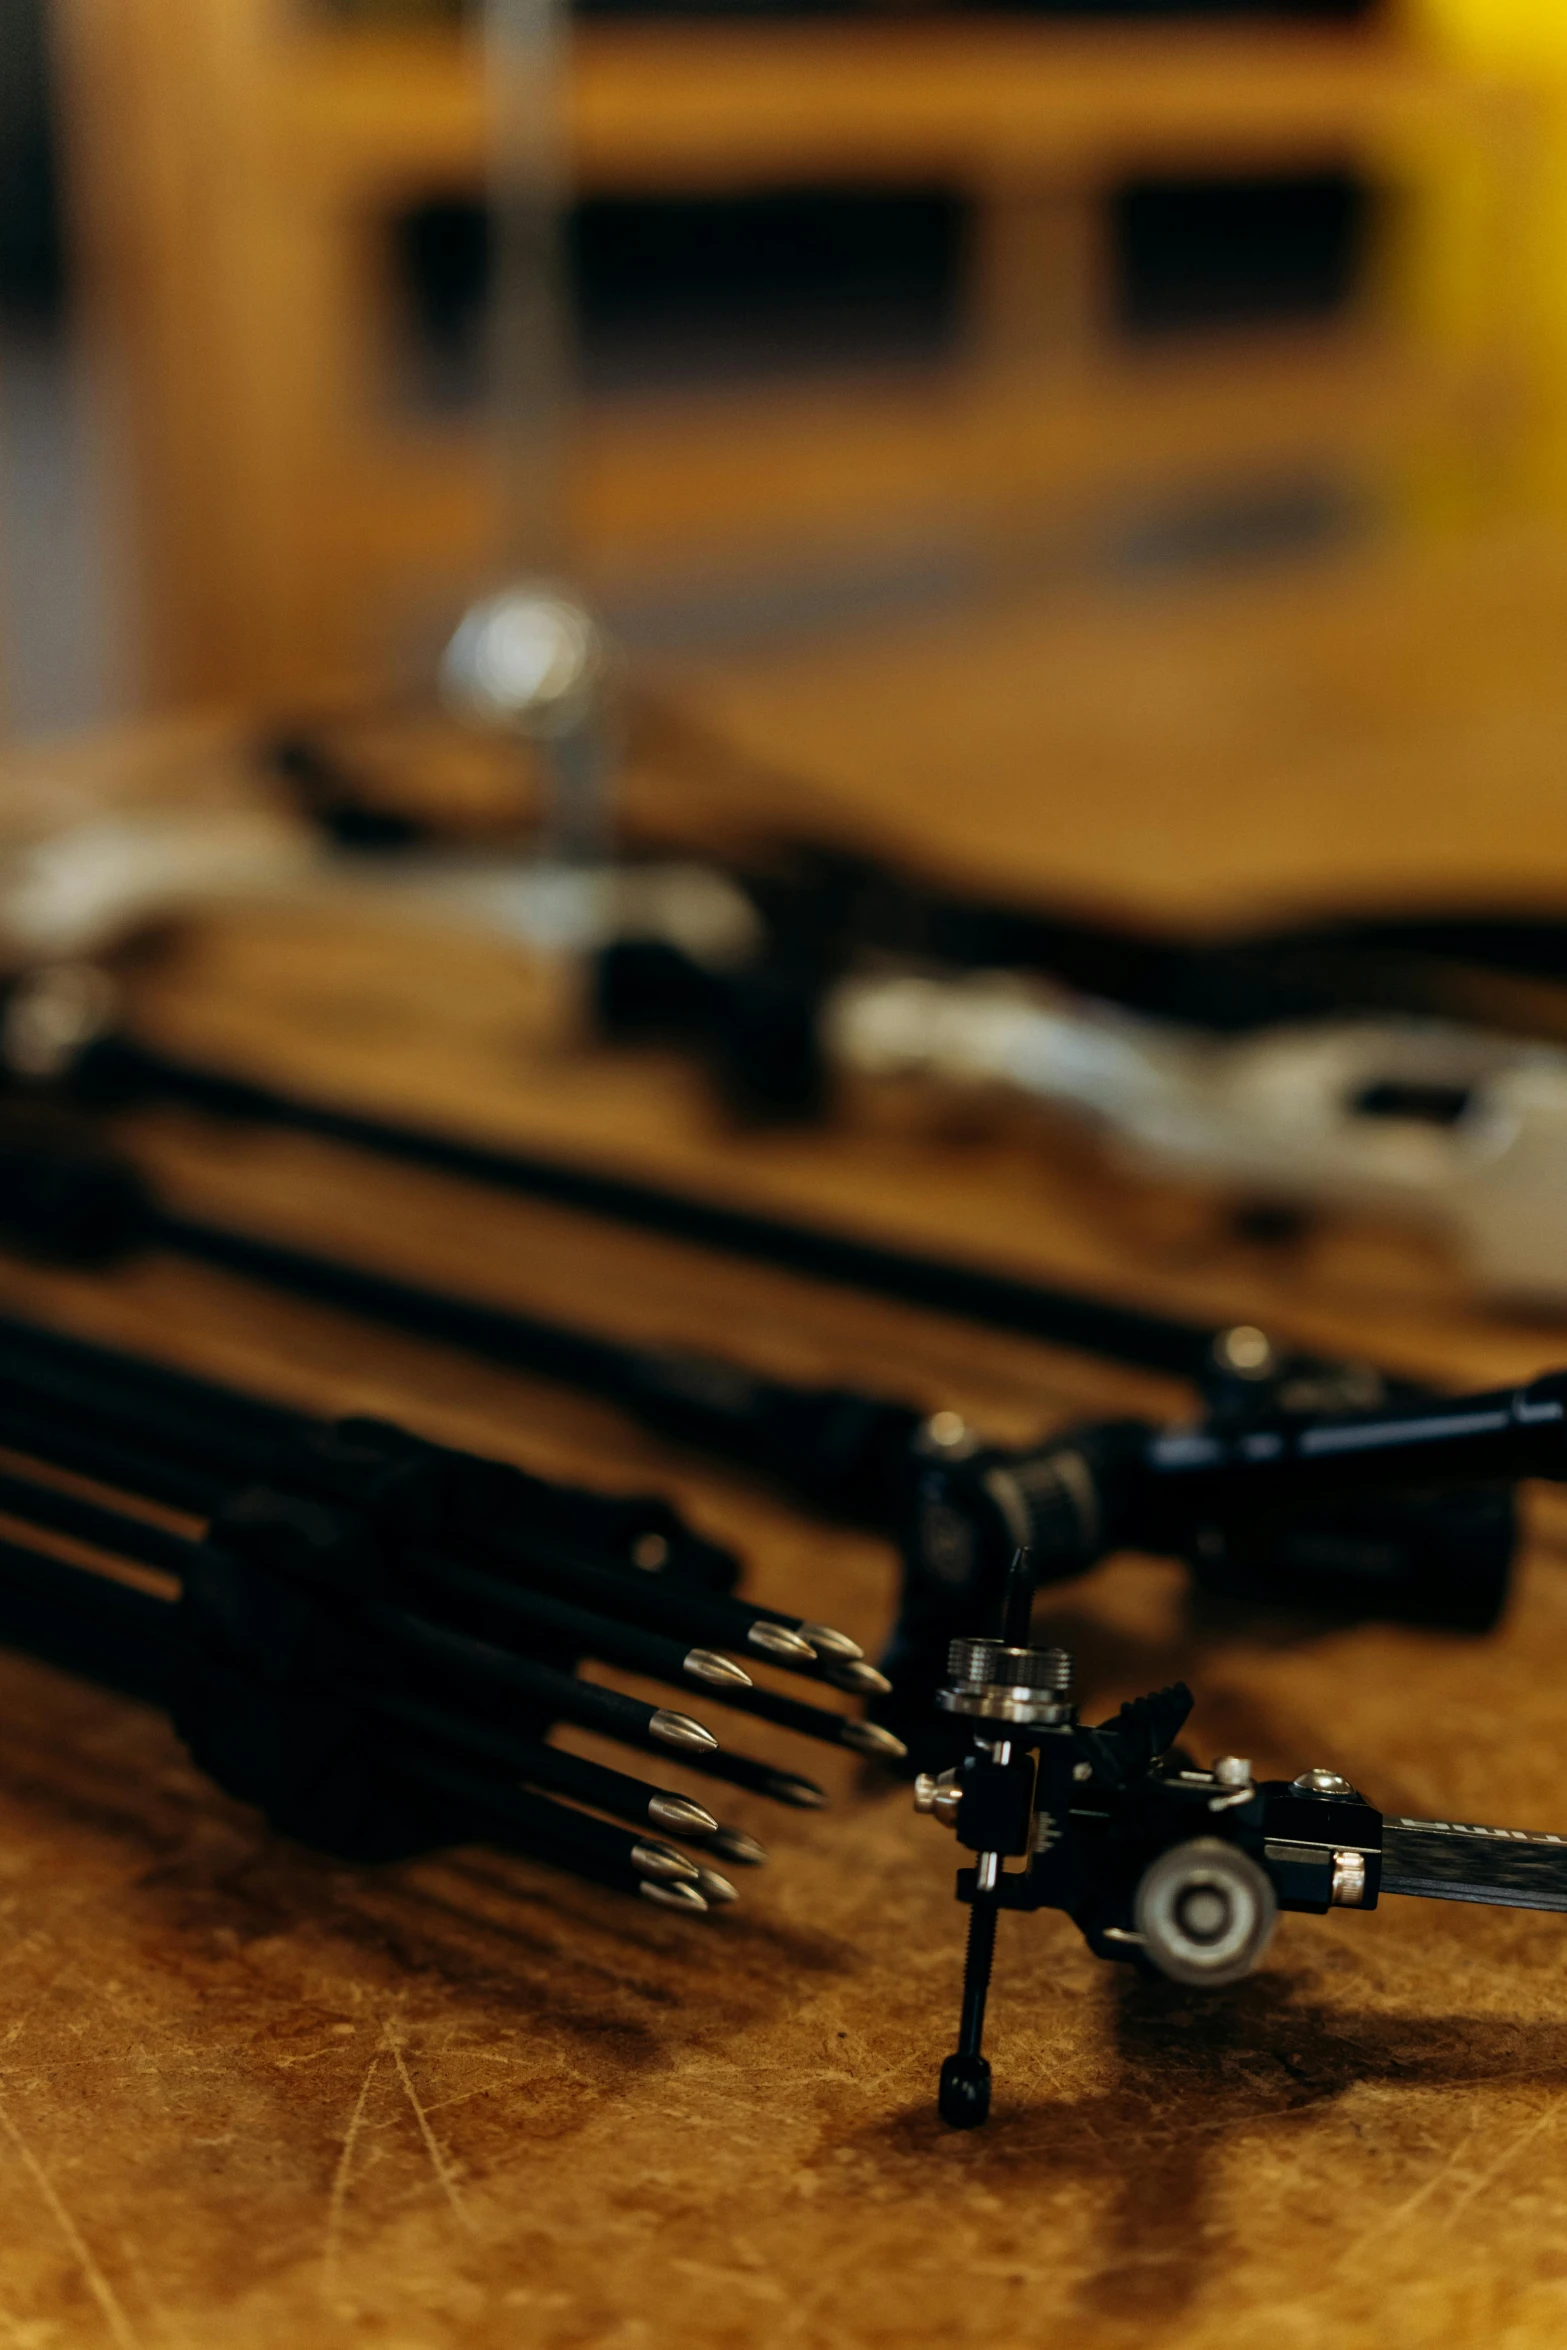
[1001, 1544, 1036, 1645]
[940, 1876, 1001, 2129]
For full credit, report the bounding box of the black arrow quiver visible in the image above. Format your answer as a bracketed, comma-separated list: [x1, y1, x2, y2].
[0, 1311, 905, 1913]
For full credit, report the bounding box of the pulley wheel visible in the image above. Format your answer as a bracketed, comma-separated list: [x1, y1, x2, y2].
[1133, 1837, 1276, 1987]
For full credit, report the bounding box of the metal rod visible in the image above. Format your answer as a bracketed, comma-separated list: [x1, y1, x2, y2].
[0, 1311, 301, 1445]
[0, 1397, 224, 1518]
[82, 1034, 1218, 1380]
[0, 1465, 202, 1580]
[417, 1534, 847, 1686]
[0, 1342, 276, 1487]
[397, 1546, 750, 1695]
[370, 1602, 718, 1760]
[0, 1530, 179, 1705]
[686, 1671, 907, 1761]
[665, 1740, 828, 1810]
[957, 1898, 998, 2058]
[390, 1746, 709, 1912]
[1000, 1547, 1035, 1645]
[482, 0, 574, 584]
[1137, 1370, 1567, 1536]
[360, 1687, 721, 1840]
[146, 1204, 915, 1525]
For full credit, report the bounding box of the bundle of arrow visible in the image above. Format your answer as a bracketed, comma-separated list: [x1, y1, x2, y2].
[0, 1312, 902, 1915]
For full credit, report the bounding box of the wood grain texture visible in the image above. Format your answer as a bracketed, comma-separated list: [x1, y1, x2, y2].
[11, 539, 1567, 2342]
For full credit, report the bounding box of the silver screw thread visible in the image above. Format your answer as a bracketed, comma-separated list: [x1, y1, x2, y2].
[945, 1639, 1074, 1696]
[946, 1637, 1002, 1688]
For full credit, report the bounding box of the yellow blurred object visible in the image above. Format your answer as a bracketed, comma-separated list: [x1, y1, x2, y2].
[1414, 0, 1567, 65]
[1401, 0, 1567, 514]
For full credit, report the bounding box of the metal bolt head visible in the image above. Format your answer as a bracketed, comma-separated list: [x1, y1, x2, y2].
[912, 1771, 962, 1829]
[918, 1409, 975, 1458]
[1212, 1324, 1278, 1380]
[1211, 1755, 1253, 1788]
[1292, 1767, 1356, 1798]
[1329, 1849, 1368, 1907]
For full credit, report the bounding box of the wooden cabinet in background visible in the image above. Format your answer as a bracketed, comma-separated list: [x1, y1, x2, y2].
[52, 0, 1542, 709]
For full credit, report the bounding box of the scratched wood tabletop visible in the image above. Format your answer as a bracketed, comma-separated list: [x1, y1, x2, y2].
[8, 527, 1567, 2349]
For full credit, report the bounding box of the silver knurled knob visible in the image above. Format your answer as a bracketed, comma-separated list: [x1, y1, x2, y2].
[945, 1639, 1073, 1695]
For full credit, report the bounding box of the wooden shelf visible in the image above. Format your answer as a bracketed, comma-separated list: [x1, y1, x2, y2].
[274, 18, 1482, 193]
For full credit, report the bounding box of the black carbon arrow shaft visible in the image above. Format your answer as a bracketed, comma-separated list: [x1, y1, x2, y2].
[80, 1031, 1219, 1379]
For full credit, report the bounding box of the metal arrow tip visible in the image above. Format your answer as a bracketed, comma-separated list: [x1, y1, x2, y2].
[709, 1826, 769, 1867]
[840, 1721, 908, 1762]
[631, 1841, 701, 1884]
[639, 1880, 709, 1914]
[766, 1771, 829, 1809]
[748, 1622, 817, 1664]
[692, 1866, 739, 1906]
[827, 1659, 892, 1697]
[648, 1793, 720, 1837]
[649, 1709, 719, 1754]
[799, 1623, 864, 1661]
[683, 1648, 754, 1689]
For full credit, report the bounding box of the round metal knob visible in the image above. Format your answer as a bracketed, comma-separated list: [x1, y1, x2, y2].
[441, 583, 607, 740]
[917, 1409, 976, 1460]
[913, 1771, 962, 1829]
[945, 1639, 1072, 1693]
[1133, 1837, 1277, 1987]
[938, 1640, 1074, 1724]
[441, 582, 617, 862]
[1211, 1324, 1278, 1380]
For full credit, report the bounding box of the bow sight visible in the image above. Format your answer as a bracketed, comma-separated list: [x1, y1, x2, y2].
[922, 1552, 1567, 2130]
[889, 1345, 1525, 1764]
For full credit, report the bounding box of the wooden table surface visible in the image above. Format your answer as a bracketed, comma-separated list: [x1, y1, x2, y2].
[658, 522, 1567, 933]
[10, 529, 1567, 2349]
